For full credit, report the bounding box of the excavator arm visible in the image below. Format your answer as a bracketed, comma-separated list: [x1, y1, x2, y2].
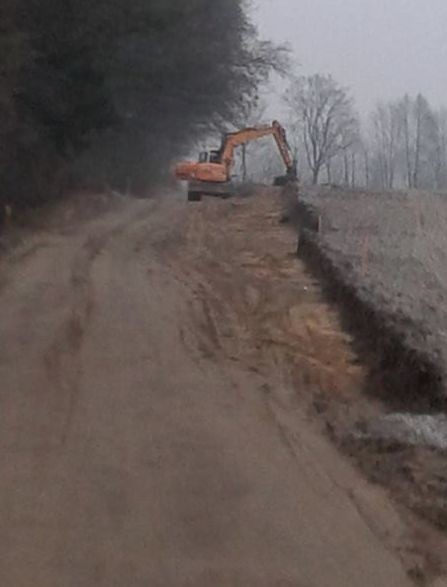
[220, 120, 296, 179]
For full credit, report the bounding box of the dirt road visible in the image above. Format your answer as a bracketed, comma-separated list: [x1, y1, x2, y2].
[0, 190, 425, 585]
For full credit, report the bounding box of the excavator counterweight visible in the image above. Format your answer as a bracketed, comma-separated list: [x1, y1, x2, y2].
[174, 120, 297, 201]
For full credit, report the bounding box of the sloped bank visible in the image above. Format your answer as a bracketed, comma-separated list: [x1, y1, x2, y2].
[286, 185, 447, 411]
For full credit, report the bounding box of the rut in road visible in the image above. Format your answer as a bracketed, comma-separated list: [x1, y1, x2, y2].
[0, 191, 442, 586]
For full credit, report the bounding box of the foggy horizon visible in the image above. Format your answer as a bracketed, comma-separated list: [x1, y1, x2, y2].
[254, 0, 447, 114]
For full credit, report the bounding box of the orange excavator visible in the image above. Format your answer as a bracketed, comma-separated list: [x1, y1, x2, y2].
[175, 120, 297, 201]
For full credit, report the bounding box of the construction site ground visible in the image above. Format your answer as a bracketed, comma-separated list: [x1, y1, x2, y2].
[1, 187, 447, 586]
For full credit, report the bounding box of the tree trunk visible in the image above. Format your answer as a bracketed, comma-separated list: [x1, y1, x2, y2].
[351, 152, 356, 188]
[326, 160, 332, 184]
[364, 150, 370, 188]
[343, 150, 349, 186]
[413, 113, 421, 189]
[403, 104, 413, 188]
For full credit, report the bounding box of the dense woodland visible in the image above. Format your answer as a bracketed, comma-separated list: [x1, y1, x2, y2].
[0, 0, 283, 212]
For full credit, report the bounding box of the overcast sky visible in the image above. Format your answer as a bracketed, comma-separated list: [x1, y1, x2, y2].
[253, 0, 447, 114]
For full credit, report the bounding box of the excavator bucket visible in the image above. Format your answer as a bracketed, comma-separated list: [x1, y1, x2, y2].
[273, 176, 289, 186]
[273, 160, 298, 186]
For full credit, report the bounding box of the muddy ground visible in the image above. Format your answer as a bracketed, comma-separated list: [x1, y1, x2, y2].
[4, 187, 447, 584]
[2, 187, 444, 586]
[292, 185, 447, 546]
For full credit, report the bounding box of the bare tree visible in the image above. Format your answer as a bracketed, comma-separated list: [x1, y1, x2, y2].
[357, 134, 371, 189]
[351, 151, 357, 187]
[370, 102, 400, 190]
[397, 94, 434, 189]
[284, 74, 357, 184]
[361, 94, 446, 191]
[322, 120, 361, 187]
[428, 108, 447, 190]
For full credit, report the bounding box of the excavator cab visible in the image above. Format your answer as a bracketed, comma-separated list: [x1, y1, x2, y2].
[198, 150, 221, 164]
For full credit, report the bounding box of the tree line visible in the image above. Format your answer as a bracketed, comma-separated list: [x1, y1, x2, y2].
[0, 0, 283, 214]
[283, 74, 447, 191]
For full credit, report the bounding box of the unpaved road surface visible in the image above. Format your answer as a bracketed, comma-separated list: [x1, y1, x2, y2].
[0, 191, 431, 585]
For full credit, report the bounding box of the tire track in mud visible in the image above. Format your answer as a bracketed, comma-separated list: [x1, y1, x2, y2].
[43, 220, 133, 445]
[0, 193, 441, 587]
[44, 237, 102, 445]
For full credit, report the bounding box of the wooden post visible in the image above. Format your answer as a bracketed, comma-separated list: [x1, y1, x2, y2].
[242, 143, 247, 183]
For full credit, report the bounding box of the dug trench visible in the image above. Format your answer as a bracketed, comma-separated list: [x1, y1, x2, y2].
[291, 189, 444, 412]
[283, 184, 447, 571]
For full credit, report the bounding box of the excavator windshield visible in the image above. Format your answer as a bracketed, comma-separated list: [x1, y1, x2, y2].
[209, 150, 221, 163]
